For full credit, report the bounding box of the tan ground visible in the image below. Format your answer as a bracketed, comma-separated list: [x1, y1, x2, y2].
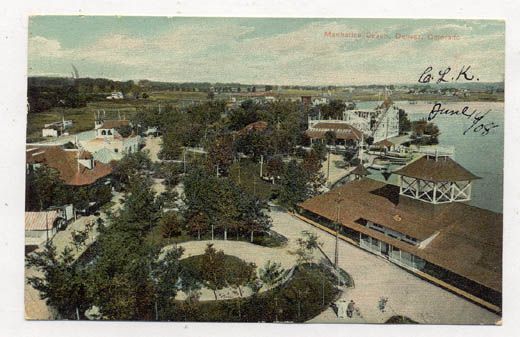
[142, 136, 162, 162]
[24, 192, 124, 320]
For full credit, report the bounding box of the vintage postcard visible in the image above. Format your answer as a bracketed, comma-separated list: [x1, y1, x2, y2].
[24, 16, 504, 324]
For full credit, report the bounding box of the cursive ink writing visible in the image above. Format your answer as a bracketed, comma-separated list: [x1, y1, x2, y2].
[418, 65, 479, 84]
[428, 103, 499, 136]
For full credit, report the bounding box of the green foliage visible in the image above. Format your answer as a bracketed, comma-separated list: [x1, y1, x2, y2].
[206, 134, 235, 176]
[171, 263, 339, 322]
[398, 108, 412, 134]
[201, 244, 231, 299]
[324, 130, 337, 145]
[116, 125, 133, 137]
[235, 131, 272, 162]
[320, 99, 346, 120]
[343, 147, 357, 165]
[411, 119, 440, 145]
[183, 168, 272, 240]
[278, 160, 319, 210]
[160, 212, 183, 238]
[292, 231, 322, 265]
[26, 245, 89, 319]
[259, 260, 285, 288]
[112, 151, 152, 190]
[25, 166, 67, 211]
[71, 229, 89, 252]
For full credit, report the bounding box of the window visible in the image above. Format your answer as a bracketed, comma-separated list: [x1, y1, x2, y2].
[101, 130, 107, 136]
[114, 149, 118, 153]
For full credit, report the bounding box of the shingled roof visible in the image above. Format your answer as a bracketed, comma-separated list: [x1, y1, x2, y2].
[306, 123, 363, 141]
[26, 146, 112, 186]
[298, 178, 502, 292]
[25, 211, 60, 231]
[393, 155, 480, 182]
[100, 119, 130, 129]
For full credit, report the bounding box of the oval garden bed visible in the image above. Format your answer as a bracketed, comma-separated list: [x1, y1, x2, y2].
[168, 263, 343, 323]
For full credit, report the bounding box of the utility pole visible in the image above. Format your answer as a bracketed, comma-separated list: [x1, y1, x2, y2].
[327, 149, 331, 182]
[260, 154, 264, 177]
[183, 148, 187, 174]
[334, 193, 343, 276]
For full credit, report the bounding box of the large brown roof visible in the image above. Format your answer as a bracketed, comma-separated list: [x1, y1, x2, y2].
[100, 119, 130, 129]
[26, 146, 112, 186]
[298, 178, 502, 292]
[393, 155, 480, 182]
[306, 123, 363, 141]
[237, 121, 268, 135]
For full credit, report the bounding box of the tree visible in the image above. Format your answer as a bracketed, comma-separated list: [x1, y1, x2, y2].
[292, 231, 322, 265]
[26, 245, 89, 320]
[160, 212, 182, 238]
[200, 244, 227, 300]
[159, 132, 183, 160]
[302, 150, 325, 196]
[151, 246, 184, 319]
[116, 125, 133, 137]
[120, 175, 160, 236]
[185, 211, 210, 240]
[71, 229, 89, 253]
[324, 130, 337, 146]
[25, 166, 67, 211]
[398, 108, 412, 134]
[259, 260, 285, 289]
[112, 151, 152, 191]
[311, 142, 327, 162]
[206, 134, 235, 176]
[265, 156, 284, 183]
[321, 99, 346, 120]
[235, 131, 271, 162]
[278, 160, 310, 210]
[228, 261, 257, 297]
[237, 193, 272, 243]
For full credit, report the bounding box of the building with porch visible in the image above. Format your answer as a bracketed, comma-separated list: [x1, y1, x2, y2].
[305, 122, 363, 147]
[298, 154, 502, 311]
[307, 98, 399, 143]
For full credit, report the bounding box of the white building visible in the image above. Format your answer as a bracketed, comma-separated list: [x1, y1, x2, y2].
[308, 98, 399, 143]
[106, 92, 124, 100]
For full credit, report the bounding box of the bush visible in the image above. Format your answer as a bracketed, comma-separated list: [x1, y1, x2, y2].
[169, 263, 341, 322]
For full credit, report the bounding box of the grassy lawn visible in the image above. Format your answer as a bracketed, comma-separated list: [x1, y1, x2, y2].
[167, 263, 341, 322]
[26, 101, 140, 142]
[229, 159, 276, 202]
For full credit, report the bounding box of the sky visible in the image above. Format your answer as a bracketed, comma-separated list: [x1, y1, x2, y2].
[28, 16, 505, 85]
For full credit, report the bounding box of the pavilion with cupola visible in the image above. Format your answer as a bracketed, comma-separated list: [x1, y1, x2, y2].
[298, 153, 502, 312]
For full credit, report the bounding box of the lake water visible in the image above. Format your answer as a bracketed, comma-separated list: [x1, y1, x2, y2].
[356, 101, 504, 213]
